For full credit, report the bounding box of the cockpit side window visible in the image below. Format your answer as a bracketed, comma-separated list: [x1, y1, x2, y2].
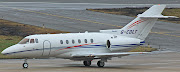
[19, 38, 29, 44]
[30, 39, 35, 43]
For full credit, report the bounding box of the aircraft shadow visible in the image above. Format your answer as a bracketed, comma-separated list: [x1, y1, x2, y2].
[60, 64, 143, 70]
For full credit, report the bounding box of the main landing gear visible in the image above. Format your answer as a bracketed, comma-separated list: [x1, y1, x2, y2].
[97, 61, 105, 67]
[23, 58, 28, 68]
[83, 61, 91, 66]
[83, 60, 105, 67]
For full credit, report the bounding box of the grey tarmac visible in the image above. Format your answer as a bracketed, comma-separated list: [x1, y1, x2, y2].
[0, 52, 180, 72]
[1, 0, 180, 4]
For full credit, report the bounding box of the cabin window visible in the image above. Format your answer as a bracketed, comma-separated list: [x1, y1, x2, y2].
[72, 40, 75, 44]
[78, 39, 81, 43]
[19, 38, 29, 44]
[30, 39, 35, 43]
[90, 39, 93, 43]
[84, 39, 87, 43]
[60, 40, 63, 44]
[35, 39, 38, 43]
[66, 40, 69, 44]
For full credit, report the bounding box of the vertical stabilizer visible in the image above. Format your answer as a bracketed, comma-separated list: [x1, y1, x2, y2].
[100, 5, 177, 40]
[119, 5, 175, 40]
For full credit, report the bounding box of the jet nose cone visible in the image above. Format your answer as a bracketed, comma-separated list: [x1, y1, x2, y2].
[1, 49, 9, 55]
[1, 50, 7, 55]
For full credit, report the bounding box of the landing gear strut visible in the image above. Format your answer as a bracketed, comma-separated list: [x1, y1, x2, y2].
[23, 58, 28, 68]
[97, 61, 105, 67]
[83, 61, 91, 66]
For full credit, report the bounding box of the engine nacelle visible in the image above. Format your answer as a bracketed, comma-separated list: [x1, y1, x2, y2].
[106, 38, 140, 51]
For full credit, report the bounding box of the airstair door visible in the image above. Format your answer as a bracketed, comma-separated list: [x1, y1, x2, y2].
[42, 40, 51, 56]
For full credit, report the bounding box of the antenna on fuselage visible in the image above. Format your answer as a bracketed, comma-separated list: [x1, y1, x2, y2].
[85, 31, 88, 33]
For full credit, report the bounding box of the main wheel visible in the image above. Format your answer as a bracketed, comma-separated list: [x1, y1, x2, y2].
[83, 61, 91, 66]
[97, 61, 105, 67]
[23, 63, 28, 68]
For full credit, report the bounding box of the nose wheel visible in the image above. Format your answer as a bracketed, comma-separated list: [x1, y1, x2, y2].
[23, 63, 28, 68]
[23, 59, 28, 68]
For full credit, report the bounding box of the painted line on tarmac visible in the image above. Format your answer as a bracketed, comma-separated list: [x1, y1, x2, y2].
[11, 8, 123, 28]
[0, 5, 179, 38]
[0, 5, 122, 28]
[150, 32, 180, 37]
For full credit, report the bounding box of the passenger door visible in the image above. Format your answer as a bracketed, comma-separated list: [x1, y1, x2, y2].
[42, 40, 51, 56]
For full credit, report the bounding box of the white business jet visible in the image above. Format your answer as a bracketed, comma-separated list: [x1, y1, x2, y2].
[1, 5, 177, 68]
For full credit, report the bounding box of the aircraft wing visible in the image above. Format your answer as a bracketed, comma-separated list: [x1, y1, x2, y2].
[71, 52, 149, 58]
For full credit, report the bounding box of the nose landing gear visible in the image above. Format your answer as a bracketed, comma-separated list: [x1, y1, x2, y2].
[23, 58, 28, 68]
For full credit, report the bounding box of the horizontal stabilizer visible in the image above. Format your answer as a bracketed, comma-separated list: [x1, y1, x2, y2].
[139, 15, 178, 18]
[138, 5, 179, 19]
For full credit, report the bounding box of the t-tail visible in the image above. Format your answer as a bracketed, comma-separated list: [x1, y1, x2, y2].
[100, 5, 177, 40]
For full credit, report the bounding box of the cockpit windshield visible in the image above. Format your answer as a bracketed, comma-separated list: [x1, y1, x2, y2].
[19, 38, 29, 44]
